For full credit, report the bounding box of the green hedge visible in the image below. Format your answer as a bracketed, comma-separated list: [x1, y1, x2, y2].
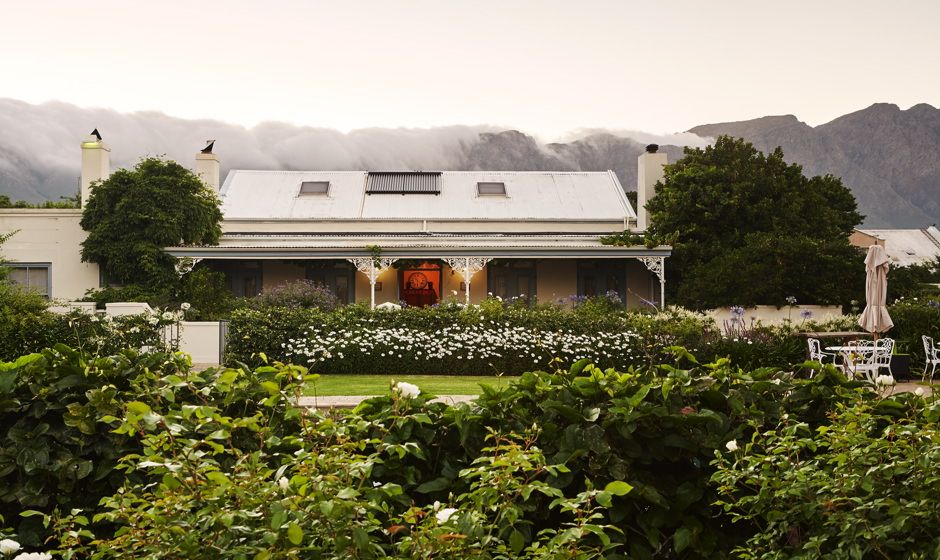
[0, 347, 304, 548]
[225, 300, 870, 374]
[8, 346, 933, 559]
[224, 302, 716, 373]
[0, 301, 175, 363]
[888, 299, 940, 370]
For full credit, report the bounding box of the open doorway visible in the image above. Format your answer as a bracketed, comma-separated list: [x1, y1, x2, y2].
[398, 261, 442, 307]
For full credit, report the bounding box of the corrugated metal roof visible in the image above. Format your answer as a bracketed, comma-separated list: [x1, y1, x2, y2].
[166, 233, 670, 259]
[857, 227, 940, 267]
[366, 172, 441, 194]
[219, 170, 635, 222]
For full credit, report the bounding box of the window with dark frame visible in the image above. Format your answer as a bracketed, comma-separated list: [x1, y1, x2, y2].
[477, 181, 507, 196]
[298, 181, 330, 196]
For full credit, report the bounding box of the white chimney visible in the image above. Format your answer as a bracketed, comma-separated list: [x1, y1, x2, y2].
[80, 129, 111, 207]
[195, 140, 220, 192]
[636, 144, 667, 231]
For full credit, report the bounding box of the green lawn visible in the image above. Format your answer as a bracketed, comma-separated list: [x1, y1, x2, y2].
[304, 374, 514, 396]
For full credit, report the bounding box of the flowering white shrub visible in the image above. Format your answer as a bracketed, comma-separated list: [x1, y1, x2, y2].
[12, 553, 52, 560]
[284, 321, 644, 373]
[393, 381, 421, 398]
[0, 539, 21, 555]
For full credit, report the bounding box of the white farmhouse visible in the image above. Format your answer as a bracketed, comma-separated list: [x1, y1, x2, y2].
[1, 133, 671, 308]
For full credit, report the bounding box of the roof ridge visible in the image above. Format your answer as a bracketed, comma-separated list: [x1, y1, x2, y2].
[923, 227, 940, 251]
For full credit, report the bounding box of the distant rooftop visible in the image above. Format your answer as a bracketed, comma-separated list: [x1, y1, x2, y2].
[856, 226, 940, 267]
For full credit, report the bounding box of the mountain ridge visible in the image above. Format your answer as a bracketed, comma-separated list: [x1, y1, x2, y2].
[0, 99, 937, 227]
[690, 102, 940, 227]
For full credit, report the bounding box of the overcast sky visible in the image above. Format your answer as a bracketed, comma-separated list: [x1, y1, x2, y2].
[1, 0, 937, 139]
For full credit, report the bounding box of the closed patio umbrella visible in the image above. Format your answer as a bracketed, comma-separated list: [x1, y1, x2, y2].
[858, 245, 893, 337]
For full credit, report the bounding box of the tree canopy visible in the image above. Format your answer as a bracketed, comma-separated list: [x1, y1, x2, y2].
[646, 136, 865, 309]
[80, 157, 222, 289]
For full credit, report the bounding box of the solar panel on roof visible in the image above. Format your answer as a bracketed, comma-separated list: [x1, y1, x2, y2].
[366, 172, 441, 194]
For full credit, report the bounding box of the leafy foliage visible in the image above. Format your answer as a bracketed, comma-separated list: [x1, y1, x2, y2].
[0, 194, 79, 208]
[646, 136, 865, 309]
[80, 157, 222, 289]
[713, 394, 940, 558]
[226, 300, 878, 375]
[82, 266, 233, 321]
[886, 298, 940, 370]
[3, 342, 931, 559]
[887, 257, 940, 301]
[248, 279, 340, 311]
[225, 301, 715, 372]
[0, 305, 174, 362]
[0, 348, 302, 549]
[599, 229, 652, 248]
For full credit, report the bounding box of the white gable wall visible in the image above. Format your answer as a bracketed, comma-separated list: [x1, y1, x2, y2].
[0, 209, 100, 300]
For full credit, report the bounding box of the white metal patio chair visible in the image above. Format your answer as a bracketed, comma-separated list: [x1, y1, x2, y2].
[807, 338, 837, 375]
[840, 339, 892, 384]
[923, 335, 940, 383]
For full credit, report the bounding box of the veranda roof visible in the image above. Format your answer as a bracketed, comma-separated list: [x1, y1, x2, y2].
[165, 233, 670, 259]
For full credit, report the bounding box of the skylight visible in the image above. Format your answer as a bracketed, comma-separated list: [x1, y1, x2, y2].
[477, 182, 507, 196]
[299, 181, 330, 196]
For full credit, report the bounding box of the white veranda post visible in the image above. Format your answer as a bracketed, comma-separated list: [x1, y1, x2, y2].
[638, 257, 666, 309]
[348, 257, 397, 309]
[443, 257, 492, 306]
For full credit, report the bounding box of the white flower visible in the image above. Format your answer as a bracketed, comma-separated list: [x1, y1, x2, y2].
[393, 381, 420, 399]
[0, 539, 21, 555]
[278, 477, 289, 490]
[102, 315, 113, 323]
[875, 375, 895, 387]
[435, 507, 458, 524]
[161, 311, 174, 320]
[180, 302, 191, 310]
[725, 440, 739, 452]
[451, 290, 458, 296]
[915, 387, 926, 397]
[13, 553, 52, 560]
[89, 315, 99, 323]
[148, 316, 159, 326]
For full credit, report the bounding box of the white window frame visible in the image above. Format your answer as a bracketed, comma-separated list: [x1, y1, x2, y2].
[5, 262, 51, 298]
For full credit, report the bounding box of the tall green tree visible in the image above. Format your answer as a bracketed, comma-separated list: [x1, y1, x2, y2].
[81, 157, 223, 289]
[646, 136, 865, 309]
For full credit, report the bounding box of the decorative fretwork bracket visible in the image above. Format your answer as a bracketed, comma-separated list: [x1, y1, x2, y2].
[443, 257, 492, 305]
[348, 257, 397, 309]
[347, 257, 397, 284]
[637, 256, 666, 309]
[174, 257, 202, 276]
[637, 256, 664, 283]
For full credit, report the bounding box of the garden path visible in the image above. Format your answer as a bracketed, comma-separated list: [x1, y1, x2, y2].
[296, 382, 932, 410]
[297, 394, 476, 410]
